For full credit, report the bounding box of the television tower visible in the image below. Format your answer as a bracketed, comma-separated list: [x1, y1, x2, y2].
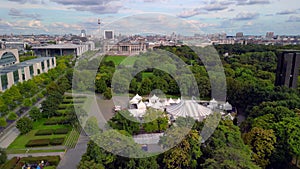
[98, 18, 101, 39]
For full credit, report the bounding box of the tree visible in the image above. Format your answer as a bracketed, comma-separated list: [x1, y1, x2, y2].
[160, 128, 202, 169]
[16, 117, 33, 134]
[201, 147, 260, 169]
[0, 148, 7, 165]
[29, 107, 42, 121]
[78, 160, 104, 169]
[7, 112, 18, 121]
[22, 98, 32, 107]
[108, 110, 140, 135]
[84, 117, 101, 135]
[103, 87, 112, 100]
[142, 109, 168, 133]
[138, 78, 152, 95]
[95, 78, 107, 93]
[0, 117, 7, 127]
[243, 127, 276, 168]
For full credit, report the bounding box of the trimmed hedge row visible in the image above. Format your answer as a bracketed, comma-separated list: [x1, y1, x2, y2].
[44, 117, 72, 125]
[35, 129, 53, 136]
[50, 138, 65, 145]
[2, 156, 60, 169]
[25, 138, 65, 147]
[19, 156, 60, 166]
[54, 128, 69, 134]
[35, 128, 69, 136]
[1, 157, 19, 169]
[26, 139, 50, 147]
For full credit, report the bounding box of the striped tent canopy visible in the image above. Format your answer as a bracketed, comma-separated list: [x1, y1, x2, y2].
[166, 100, 212, 121]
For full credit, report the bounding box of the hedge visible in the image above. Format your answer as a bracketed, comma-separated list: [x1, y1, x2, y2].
[50, 138, 65, 145]
[25, 139, 50, 147]
[54, 128, 69, 134]
[35, 129, 53, 136]
[1, 157, 19, 169]
[19, 156, 60, 166]
[44, 117, 72, 125]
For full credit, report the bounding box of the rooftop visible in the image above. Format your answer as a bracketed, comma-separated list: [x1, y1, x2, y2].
[32, 44, 84, 49]
[0, 57, 53, 75]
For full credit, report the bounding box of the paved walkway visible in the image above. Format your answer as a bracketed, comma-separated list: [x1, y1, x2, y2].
[57, 132, 89, 169]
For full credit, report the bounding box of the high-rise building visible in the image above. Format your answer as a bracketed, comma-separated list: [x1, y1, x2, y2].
[80, 30, 86, 37]
[104, 30, 114, 40]
[266, 32, 274, 39]
[236, 32, 244, 38]
[275, 50, 300, 88]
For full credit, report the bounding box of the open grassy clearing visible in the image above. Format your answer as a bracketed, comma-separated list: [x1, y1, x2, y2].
[104, 55, 137, 66]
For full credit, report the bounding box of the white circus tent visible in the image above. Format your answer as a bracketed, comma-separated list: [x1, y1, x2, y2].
[166, 100, 213, 121]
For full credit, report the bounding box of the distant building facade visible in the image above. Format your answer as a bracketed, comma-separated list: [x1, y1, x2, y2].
[0, 49, 56, 91]
[32, 44, 91, 57]
[275, 50, 300, 88]
[104, 30, 114, 40]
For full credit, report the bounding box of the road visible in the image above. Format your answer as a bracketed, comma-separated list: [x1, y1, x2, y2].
[57, 132, 89, 169]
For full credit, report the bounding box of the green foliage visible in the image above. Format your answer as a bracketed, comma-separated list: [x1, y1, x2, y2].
[29, 107, 42, 121]
[243, 127, 276, 168]
[84, 117, 101, 135]
[142, 109, 169, 133]
[108, 110, 140, 135]
[0, 117, 7, 127]
[7, 111, 18, 121]
[0, 148, 7, 165]
[35, 129, 53, 136]
[16, 117, 33, 134]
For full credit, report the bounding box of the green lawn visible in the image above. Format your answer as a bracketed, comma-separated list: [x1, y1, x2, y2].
[8, 119, 71, 149]
[104, 55, 137, 66]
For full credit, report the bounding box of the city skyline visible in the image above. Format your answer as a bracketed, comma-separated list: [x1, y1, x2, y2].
[0, 0, 299, 35]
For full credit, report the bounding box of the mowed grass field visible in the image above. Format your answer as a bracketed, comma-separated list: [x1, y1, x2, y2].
[104, 56, 137, 66]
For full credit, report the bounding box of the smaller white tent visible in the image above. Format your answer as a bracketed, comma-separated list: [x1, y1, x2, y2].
[133, 94, 142, 101]
[130, 98, 139, 104]
[223, 102, 233, 111]
[209, 98, 218, 109]
[149, 94, 159, 103]
[164, 100, 170, 106]
[138, 101, 147, 110]
[169, 98, 175, 104]
[176, 98, 181, 104]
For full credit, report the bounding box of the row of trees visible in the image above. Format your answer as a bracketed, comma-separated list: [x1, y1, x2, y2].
[78, 118, 260, 169]
[0, 55, 73, 128]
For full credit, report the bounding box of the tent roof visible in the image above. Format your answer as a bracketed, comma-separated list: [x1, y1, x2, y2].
[166, 100, 212, 120]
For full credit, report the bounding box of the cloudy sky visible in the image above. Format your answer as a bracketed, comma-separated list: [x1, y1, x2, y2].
[0, 0, 299, 35]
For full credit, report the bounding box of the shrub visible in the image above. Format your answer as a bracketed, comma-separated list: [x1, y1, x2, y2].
[31, 97, 37, 104]
[35, 129, 53, 136]
[0, 117, 7, 127]
[7, 112, 18, 121]
[50, 138, 65, 145]
[25, 139, 50, 147]
[1, 157, 19, 169]
[19, 156, 60, 166]
[44, 117, 72, 125]
[54, 128, 69, 134]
